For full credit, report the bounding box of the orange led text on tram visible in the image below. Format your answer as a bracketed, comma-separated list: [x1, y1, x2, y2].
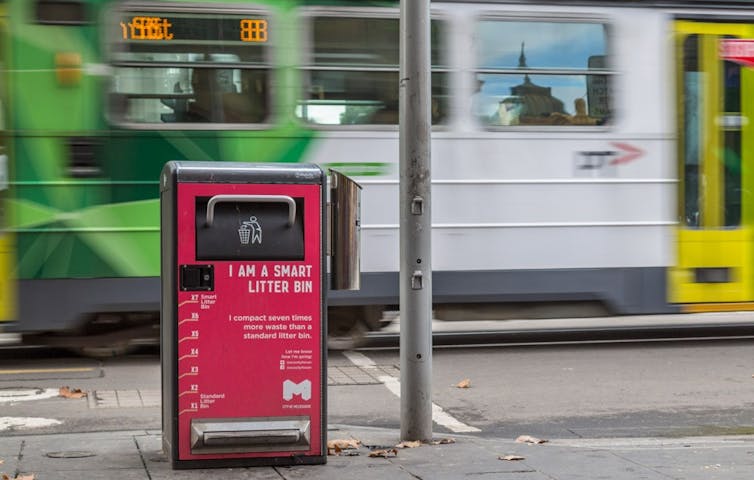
[120, 16, 268, 43]
[240, 19, 268, 43]
[121, 17, 174, 41]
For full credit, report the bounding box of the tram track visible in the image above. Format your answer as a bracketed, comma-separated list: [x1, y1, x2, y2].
[3, 314, 754, 355]
[360, 316, 754, 349]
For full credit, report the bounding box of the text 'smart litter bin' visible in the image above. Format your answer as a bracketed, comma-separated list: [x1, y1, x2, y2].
[160, 162, 360, 468]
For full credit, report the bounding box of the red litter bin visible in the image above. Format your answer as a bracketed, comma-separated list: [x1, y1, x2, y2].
[160, 162, 359, 468]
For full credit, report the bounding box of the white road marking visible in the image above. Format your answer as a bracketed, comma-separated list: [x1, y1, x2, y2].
[0, 417, 62, 431]
[0, 388, 60, 403]
[342, 351, 481, 433]
[431, 404, 481, 433]
[342, 350, 377, 368]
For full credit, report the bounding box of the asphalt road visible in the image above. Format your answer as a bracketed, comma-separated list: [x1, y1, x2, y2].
[2, 332, 754, 440]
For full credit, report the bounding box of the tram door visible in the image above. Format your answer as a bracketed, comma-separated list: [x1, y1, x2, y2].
[671, 21, 754, 307]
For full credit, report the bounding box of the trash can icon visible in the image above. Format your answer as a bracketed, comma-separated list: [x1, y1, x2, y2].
[238, 224, 251, 244]
[239, 217, 261, 245]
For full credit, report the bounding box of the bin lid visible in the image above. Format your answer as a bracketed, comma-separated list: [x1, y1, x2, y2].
[162, 161, 324, 189]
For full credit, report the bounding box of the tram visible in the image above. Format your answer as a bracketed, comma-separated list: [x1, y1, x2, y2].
[1, 0, 753, 353]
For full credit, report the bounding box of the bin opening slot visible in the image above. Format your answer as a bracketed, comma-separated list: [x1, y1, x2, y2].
[191, 417, 311, 454]
[204, 429, 302, 446]
[195, 196, 305, 261]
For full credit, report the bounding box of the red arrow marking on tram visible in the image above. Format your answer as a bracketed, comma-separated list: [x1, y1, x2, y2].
[609, 142, 643, 165]
[720, 39, 754, 68]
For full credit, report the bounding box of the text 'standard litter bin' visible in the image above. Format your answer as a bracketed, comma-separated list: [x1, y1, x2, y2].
[160, 161, 360, 468]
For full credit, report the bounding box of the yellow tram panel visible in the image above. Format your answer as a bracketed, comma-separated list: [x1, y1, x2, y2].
[0, 234, 15, 322]
[672, 228, 753, 303]
[671, 20, 754, 306]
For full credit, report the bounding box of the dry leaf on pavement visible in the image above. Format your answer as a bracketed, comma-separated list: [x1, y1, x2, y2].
[515, 435, 548, 445]
[395, 440, 422, 449]
[15, 475, 35, 480]
[455, 379, 472, 388]
[499, 455, 525, 461]
[368, 448, 398, 458]
[59, 387, 87, 399]
[429, 438, 456, 445]
[327, 438, 361, 455]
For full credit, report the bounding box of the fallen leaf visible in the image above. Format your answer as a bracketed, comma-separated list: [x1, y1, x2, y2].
[515, 435, 548, 445]
[429, 438, 456, 445]
[499, 455, 525, 461]
[59, 387, 86, 399]
[395, 440, 422, 449]
[327, 445, 344, 456]
[327, 438, 361, 455]
[15, 475, 35, 480]
[368, 448, 398, 458]
[327, 438, 360, 450]
[455, 379, 472, 389]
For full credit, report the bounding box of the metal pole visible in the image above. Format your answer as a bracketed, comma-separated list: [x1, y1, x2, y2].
[399, 0, 432, 442]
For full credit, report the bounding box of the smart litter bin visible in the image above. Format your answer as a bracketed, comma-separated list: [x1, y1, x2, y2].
[160, 161, 336, 468]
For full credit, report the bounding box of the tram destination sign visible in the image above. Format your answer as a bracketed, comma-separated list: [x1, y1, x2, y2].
[119, 13, 268, 43]
[720, 39, 754, 67]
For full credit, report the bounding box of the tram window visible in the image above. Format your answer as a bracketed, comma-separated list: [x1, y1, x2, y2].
[473, 19, 612, 127]
[108, 10, 272, 126]
[682, 34, 701, 227]
[722, 40, 742, 228]
[111, 66, 269, 124]
[297, 14, 448, 126]
[35, 0, 89, 25]
[681, 34, 742, 228]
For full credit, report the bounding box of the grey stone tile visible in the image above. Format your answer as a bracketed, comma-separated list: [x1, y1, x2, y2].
[276, 461, 416, 480]
[148, 467, 281, 479]
[616, 444, 754, 480]
[28, 469, 149, 480]
[19, 436, 143, 472]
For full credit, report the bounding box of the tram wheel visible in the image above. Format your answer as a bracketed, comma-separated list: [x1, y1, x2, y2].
[71, 342, 134, 359]
[327, 306, 383, 350]
[22, 312, 159, 359]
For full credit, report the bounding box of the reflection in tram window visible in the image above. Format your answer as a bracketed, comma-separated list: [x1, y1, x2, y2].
[473, 19, 612, 127]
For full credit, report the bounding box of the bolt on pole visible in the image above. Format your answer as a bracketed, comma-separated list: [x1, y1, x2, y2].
[399, 0, 433, 442]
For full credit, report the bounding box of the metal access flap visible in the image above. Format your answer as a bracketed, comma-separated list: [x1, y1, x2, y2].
[190, 417, 311, 454]
[195, 195, 304, 261]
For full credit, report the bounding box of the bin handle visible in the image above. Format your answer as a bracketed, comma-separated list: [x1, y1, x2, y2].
[205, 195, 297, 227]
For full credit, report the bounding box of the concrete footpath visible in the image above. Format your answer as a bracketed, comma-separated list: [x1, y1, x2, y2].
[1, 425, 753, 479]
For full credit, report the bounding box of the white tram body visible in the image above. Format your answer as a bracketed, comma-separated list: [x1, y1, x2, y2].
[316, 1, 754, 317]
